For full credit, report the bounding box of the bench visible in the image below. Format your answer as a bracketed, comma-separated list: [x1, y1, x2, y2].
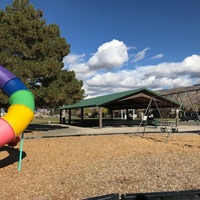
[102, 120, 156, 127]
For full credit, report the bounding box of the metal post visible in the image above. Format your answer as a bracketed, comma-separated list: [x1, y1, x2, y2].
[18, 132, 25, 172]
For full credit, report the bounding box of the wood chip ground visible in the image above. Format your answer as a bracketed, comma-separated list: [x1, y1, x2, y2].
[1, 133, 200, 200]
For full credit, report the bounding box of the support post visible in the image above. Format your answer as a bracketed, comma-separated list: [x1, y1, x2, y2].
[110, 109, 113, 120]
[81, 108, 84, 126]
[69, 109, 71, 124]
[99, 107, 103, 129]
[126, 109, 128, 120]
[59, 110, 62, 124]
[18, 132, 25, 172]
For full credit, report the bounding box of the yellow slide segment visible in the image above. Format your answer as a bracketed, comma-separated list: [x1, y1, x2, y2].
[2, 105, 34, 137]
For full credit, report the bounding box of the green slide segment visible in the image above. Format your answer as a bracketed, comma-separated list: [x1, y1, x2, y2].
[9, 90, 35, 112]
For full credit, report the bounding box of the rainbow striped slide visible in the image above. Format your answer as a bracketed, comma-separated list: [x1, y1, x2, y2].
[0, 65, 35, 147]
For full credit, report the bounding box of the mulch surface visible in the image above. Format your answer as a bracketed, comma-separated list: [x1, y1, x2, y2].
[1, 132, 200, 200]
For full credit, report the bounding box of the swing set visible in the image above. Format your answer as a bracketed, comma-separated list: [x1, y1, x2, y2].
[136, 89, 200, 143]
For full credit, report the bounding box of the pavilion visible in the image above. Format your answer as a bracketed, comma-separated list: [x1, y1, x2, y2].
[57, 88, 181, 128]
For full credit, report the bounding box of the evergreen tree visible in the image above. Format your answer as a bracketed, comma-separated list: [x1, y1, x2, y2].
[0, 0, 84, 109]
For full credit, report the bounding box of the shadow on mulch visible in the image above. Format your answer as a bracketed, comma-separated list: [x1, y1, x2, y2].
[0, 146, 26, 168]
[26, 124, 69, 132]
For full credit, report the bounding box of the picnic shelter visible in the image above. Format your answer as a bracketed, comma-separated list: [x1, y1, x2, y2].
[57, 88, 181, 128]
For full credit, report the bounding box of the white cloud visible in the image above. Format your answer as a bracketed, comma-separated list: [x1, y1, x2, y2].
[63, 40, 200, 98]
[131, 47, 150, 63]
[63, 53, 96, 80]
[151, 53, 163, 60]
[87, 39, 129, 70]
[85, 54, 200, 97]
[63, 39, 129, 80]
[63, 53, 85, 65]
[141, 55, 200, 79]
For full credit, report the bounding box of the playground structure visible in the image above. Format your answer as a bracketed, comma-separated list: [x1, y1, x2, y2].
[135, 92, 200, 143]
[0, 65, 35, 147]
[85, 189, 200, 199]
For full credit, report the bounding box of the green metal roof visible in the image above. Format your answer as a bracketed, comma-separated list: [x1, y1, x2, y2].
[57, 88, 181, 110]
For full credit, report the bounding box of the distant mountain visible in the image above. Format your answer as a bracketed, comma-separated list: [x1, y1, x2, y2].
[156, 85, 200, 110]
[157, 84, 200, 95]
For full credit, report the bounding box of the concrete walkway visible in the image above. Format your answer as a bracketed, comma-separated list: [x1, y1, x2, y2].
[25, 123, 200, 139]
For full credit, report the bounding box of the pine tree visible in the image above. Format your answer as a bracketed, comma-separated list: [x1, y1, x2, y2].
[0, 0, 84, 109]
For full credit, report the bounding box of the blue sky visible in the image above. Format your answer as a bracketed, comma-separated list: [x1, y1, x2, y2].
[1, 0, 200, 98]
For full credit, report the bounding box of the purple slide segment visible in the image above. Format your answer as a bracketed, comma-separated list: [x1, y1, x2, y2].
[0, 65, 16, 89]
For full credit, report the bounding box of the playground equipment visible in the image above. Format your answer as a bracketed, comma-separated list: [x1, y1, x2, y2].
[135, 97, 181, 143]
[0, 65, 35, 147]
[84, 189, 200, 199]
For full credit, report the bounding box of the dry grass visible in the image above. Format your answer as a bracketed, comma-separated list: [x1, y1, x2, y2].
[1, 133, 200, 200]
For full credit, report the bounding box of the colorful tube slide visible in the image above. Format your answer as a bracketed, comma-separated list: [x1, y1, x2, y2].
[0, 65, 35, 147]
